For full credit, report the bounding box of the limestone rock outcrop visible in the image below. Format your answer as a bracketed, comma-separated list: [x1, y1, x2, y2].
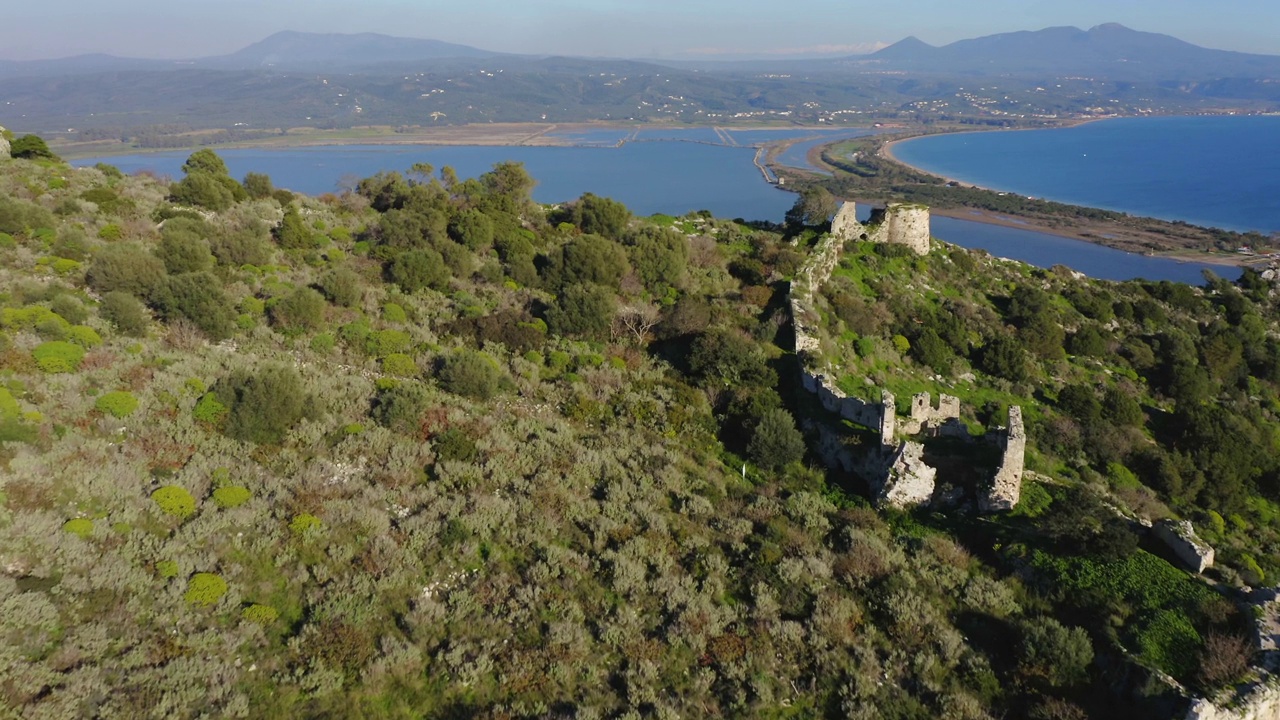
[831, 201, 931, 256]
[1154, 519, 1215, 574]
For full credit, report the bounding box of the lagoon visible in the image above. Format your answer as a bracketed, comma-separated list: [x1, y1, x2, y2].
[76, 130, 1246, 283]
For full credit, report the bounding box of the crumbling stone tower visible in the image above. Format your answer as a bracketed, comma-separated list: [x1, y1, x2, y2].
[980, 406, 1025, 512]
[831, 201, 931, 256]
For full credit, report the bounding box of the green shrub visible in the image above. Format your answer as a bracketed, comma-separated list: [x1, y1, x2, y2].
[748, 409, 805, 470]
[67, 325, 103, 348]
[242, 604, 279, 624]
[193, 392, 229, 426]
[310, 332, 336, 353]
[366, 329, 411, 357]
[216, 366, 308, 445]
[270, 286, 327, 332]
[184, 572, 229, 607]
[95, 391, 139, 418]
[372, 382, 429, 434]
[100, 291, 149, 336]
[156, 560, 180, 578]
[290, 513, 322, 534]
[151, 485, 197, 519]
[212, 486, 252, 509]
[382, 302, 407, 322]
[381, 353, 418, 377]
[50, 295, 88, 324]
[63, 518, 94, 538]
[33, 340, 85, 373]
[98, 223, 124, 241]
[438, 350, 505, 400]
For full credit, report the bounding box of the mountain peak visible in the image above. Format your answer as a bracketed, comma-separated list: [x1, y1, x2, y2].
[1088, 23, 1133, 33]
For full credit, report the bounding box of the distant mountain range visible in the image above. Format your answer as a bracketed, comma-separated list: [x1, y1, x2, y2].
[0, 31, 504, 78]
[850, 23, 1280, 81]
[2, 24, 1277, 82]
[0, 25, 1276, 135]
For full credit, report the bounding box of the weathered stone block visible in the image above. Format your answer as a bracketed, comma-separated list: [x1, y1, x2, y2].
[878, 441, 936, 509]
[980, 406, 1025, 513]
[1153, 519, 1215, 574]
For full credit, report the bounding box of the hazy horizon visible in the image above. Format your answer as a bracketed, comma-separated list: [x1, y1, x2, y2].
[3, 0, 1280, 62]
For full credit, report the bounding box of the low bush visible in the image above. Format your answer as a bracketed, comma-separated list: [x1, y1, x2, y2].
[33, 340, 85, 373]
[212, 486, 252, 509]
[184, 573, 228, 607]
[151, 485, 197, 519]
[95, 391, 139, 418]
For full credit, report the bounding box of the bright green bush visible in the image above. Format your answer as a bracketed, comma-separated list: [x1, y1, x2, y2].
[382, 302, 407, 322]
[212, 486, 252, 509]
[184, 572, 228, 607]
[63, 518, 94, 538]
[381, 353, 417, 377]
[0, 387, 19, 420]
[366, 329, 411, 357]
[32, 340, 85, 373]
[242, 604, 279, 624]
[95, 391, 139, 418]
[193, 392, 228, 426]
[290, 513, 322, 534]
[156, 560, 180, 578]
[151, 485, 197, 519]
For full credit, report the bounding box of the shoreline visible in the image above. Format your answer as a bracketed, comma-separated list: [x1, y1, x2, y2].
[54, 122, 858, 161]
[927, 206, 1263, 268]
[865, 123, 1272, 268]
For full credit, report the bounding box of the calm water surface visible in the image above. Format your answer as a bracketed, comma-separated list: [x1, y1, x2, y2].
[892, 116, 1280, 235]
[77, 125, 1255, 283]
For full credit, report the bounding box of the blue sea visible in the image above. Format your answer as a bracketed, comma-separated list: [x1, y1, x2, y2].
[891, 116, 1280, 235]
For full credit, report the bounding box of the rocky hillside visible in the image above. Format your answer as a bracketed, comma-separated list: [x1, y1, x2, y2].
[0, 140, 1275, 718]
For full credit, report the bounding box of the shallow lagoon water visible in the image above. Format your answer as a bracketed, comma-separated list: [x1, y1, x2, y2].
[77, 128, 1252, 283]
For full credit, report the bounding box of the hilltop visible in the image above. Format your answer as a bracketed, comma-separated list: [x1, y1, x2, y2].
[0, 137, 1279, 717]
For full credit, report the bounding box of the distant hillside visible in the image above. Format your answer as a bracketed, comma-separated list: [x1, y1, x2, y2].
[853, 23, 1280, 81]
[200, 31, 503, 70]
[0, 31, 504, 79]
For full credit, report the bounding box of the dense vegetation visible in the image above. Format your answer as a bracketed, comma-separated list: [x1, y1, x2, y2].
[0, 142, 1274, 718]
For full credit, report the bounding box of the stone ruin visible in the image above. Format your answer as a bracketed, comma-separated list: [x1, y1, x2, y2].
[0, 126, 9, 159]
[831, 201, 931, 256]
[790, 200, 1024, 511]
[1153, 519, 1215, 574]
[980, 406, 1025, 512]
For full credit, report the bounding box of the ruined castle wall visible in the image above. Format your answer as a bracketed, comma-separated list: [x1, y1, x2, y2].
[878, 441, 936, 508]
[1154, 519, 1215, 574]
[900, 392, 963, 436]
[880, 390, 897, 448]
[865, 203, 931, 256]
[790, 232, 844, 357]
[830, 202, 863, 242]
[980, 406, 1025, 512]
[0, 127, 9, 159]
[1185, 684, 1280, 720]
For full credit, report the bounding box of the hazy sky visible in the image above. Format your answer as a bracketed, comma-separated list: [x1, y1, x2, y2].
[4, 0, 1279, 61]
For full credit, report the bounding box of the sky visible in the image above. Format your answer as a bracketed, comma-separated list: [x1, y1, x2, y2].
[3, 0, 1280, 61]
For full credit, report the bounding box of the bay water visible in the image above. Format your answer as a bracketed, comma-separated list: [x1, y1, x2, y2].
[890, 116, 1280, 236]
[75, 119, 1272, 282]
